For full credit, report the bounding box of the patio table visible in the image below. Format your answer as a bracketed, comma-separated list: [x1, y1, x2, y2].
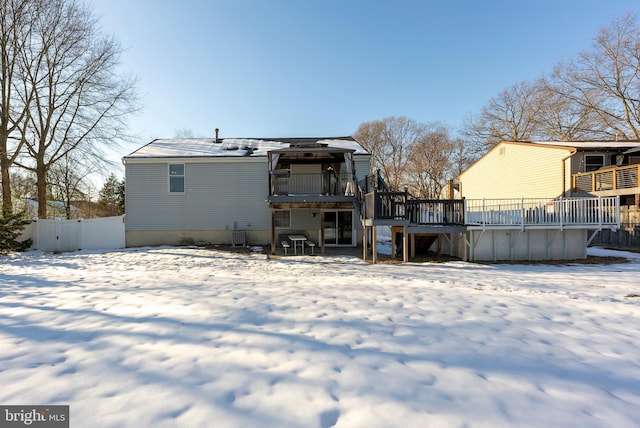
[288, 235, 307, 255]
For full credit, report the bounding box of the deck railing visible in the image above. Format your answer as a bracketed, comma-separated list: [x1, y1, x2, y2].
[364, 191, 408, 220]
[270, 172, 354, 196]
[364, 192, 620, 229]
[364, 191, 465, 225]
[573, 164, 640, 193]
[406, 199, 465, 225]
[465, 197, 620, 229]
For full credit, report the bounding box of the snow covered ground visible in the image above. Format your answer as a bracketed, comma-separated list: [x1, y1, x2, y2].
[1, 246, 639, 427]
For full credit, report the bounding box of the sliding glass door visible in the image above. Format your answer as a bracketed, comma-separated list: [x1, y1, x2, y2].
[323, 210, 353, 246]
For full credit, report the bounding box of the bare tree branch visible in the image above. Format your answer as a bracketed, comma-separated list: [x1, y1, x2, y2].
[549, 13, 640, 140]
[355, 116, 427, 191]
[0, 0, 35, 215]
[15, 0, 138, 218]
[462, 80, 544, 154]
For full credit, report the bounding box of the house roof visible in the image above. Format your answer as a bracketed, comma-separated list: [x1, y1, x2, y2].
[123, 136, 369, 160]
[24, 198, 78, 211]
[509, 140, 640, 150]
[624, 146, 640, 154]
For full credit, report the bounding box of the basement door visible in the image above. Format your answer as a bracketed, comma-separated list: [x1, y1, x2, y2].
[323, 210, 354, 246]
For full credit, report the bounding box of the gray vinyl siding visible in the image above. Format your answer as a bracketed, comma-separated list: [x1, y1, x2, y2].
[569, 151, 619, 174]
[126, 160, 270, 231]
[354, 159, 370, 179]
[291, 209, 321, 231]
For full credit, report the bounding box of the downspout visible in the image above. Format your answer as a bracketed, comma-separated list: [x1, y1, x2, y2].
[561, 148, 576, 197]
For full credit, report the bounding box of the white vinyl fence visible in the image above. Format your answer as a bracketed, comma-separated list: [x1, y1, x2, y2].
[22, 215, 125, 252]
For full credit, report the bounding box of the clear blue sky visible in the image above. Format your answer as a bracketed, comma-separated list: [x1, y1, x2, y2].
[90, 0, 639, 150]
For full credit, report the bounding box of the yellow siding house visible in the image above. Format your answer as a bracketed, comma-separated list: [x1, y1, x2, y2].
[459, 141, 575, 199]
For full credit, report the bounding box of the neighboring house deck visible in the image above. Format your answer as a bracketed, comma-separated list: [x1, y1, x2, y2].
[458, 140, 640, 200]
[360, 182, 620, 262]
[449, 140, 638, 260]
[573, 164, 640, 201]
[464, 197, 619, 230]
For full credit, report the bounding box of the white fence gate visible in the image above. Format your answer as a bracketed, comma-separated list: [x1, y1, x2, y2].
[22, 215, 125, 252]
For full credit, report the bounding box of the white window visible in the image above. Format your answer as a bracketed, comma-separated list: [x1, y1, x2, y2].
[274, 210, 290, 228]
[169, 164, 185, 193]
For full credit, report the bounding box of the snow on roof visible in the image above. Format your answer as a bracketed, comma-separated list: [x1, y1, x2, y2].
[511, 141, 640, 150]
[25, 198, 78, 211]
[124, 137, 370, 159]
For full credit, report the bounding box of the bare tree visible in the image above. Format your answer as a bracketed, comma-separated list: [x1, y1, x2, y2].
[355, 117, 471, 197]
[10, 169, 35, 199]
[405, 124, 449, 198]
[174, 128, 195, 138]
[462, 80, 544, 154]
[9, 169, 35, 215]
[0, 0, 35, 215]
[449, 137, 474, 180]
[464, 13, 640, 151]
[536, 77, 604, 141]
[405, 124, 473, 198]
[354, 116, 427, 190]
[354, 118, 388, 181]
[47, 153, 94, 218]
[15, 0, 137, 218]
[549, 13, 640, 140]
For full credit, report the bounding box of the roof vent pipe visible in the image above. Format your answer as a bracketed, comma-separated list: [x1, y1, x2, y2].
[215, 128, 220, 142]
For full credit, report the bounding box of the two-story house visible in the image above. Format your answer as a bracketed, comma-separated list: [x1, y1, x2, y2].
[454, 140, 638, 259]
[458, 140, 640, 202]
[122, 134, 371, 253]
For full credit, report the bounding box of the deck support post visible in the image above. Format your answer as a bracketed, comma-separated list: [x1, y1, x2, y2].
[390, 227, 396, 260]
[372, 226, 378, 264]
[441, 233, 452, 247]
[320, 210, 326, 254]
[362, 225, 369, 261]
[466, 230, 485, 262]
[586, 229, 600, 246]
[270, 210, 276, 254]
[402, 226, 408, 262]
[410, 233, 416, 258]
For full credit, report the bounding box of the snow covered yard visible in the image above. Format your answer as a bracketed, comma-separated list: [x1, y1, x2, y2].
[1, 247, 639, 428]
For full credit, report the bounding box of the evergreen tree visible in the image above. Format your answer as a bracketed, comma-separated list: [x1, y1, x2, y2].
[116, 179, 125, 213]
[98, 174, 124, 216]
[0, 211, 31, 254]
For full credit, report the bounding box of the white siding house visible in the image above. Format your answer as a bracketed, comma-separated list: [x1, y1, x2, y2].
[123, 136, 371, 252]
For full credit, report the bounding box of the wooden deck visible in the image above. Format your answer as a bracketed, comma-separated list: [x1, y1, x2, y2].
[363, 191, 465, 226]
[362, 192, 620, 230]
[361, 191, 621, 263]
